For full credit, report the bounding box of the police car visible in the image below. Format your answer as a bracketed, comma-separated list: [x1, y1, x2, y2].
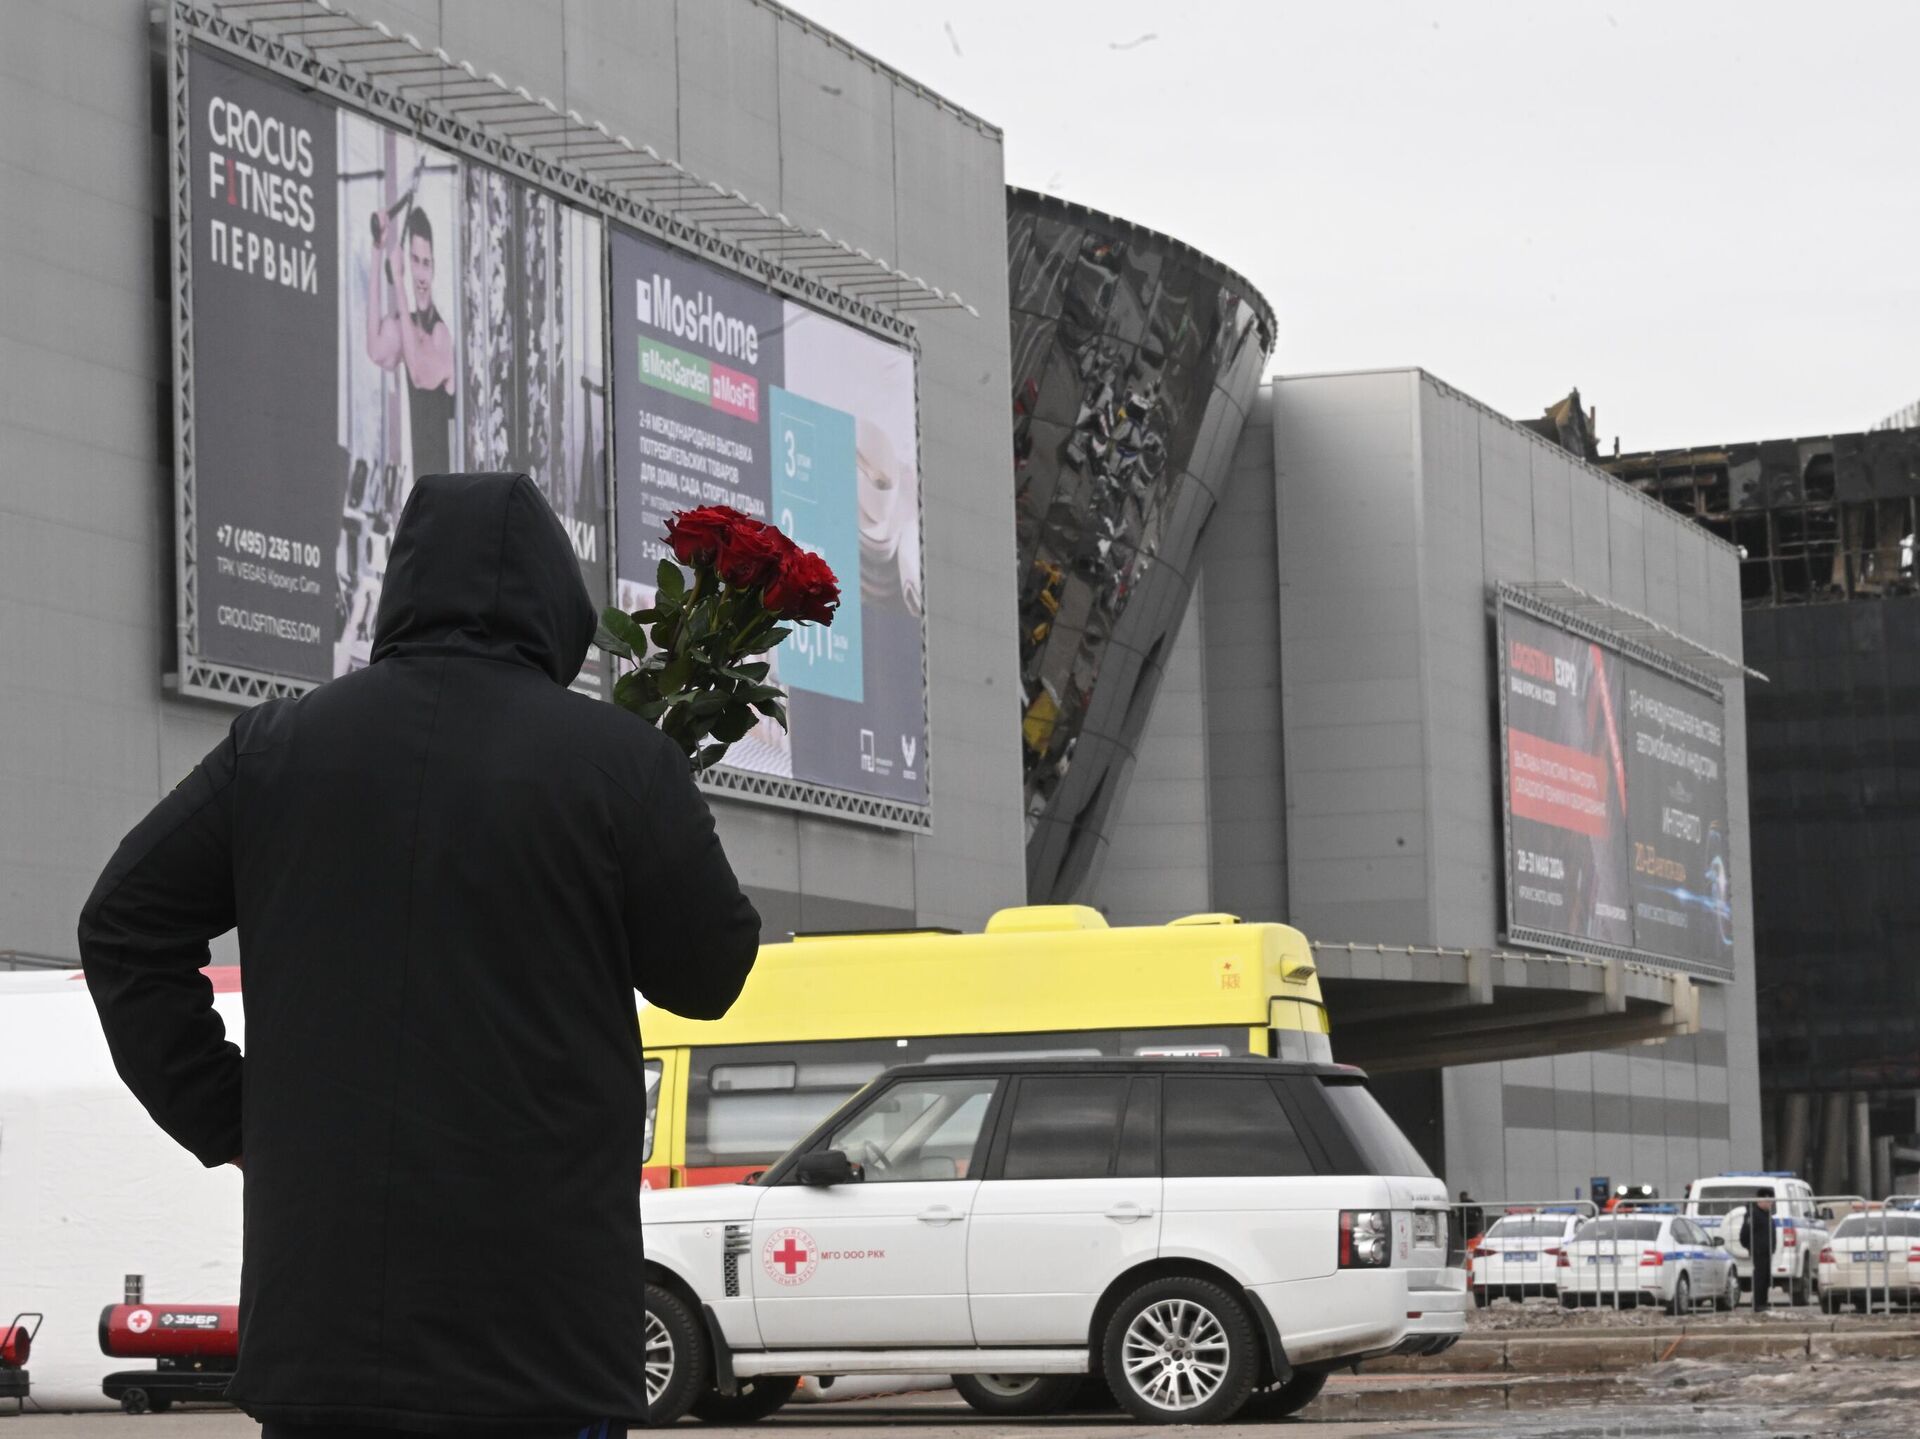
[1682, 1172, 1828, 1305]
[1556, 1211, 1740, 1313]
[637, 1058, 1466, 1426]
[1819, 1210, 1920, 1313]
[1470, 1209, 1582, 1305]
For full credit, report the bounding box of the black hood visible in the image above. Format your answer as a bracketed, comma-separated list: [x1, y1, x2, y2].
[371, 473, 595, 685]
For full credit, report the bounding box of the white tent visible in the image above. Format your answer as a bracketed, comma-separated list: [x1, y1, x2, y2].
[0, 970, 245, 1411]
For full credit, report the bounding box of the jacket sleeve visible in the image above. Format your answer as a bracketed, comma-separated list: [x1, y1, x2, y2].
[1737, 1212, 1751, 1251]
[77, 731, 243, 1168]
[624, 746, 761, 1020]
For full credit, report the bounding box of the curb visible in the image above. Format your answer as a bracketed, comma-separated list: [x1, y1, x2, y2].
[1312, 1374, 1619, 1418]
[1366, 1324, 1920, 1374]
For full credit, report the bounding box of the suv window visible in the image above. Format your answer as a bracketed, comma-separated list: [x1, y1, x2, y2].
[1690, 1184, 1771, 1217]
[1002, 1075, 1129, 1181]
[643, 1059, 662, 1162]
[1163, 1076, 1312, 1178]
[1318, 1079, 1433, 1178]
[825, 1076, 998, 1183]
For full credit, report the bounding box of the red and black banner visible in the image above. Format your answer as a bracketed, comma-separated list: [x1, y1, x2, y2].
[1502, 605, 1732, 967]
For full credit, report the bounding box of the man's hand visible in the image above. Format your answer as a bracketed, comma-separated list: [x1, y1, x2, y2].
[373, 210, 391, 249]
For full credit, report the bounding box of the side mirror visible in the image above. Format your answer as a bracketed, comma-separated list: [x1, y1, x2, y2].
[1710, 1235, 1725, 1247]
[1820, 1206, 1836, 1222]
[794, 1150, 860, 1188]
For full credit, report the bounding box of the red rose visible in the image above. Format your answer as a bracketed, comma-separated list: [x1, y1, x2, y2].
[715, 520, 792, 590]
[765, 547, 840, 625]
[665, 505, 747, 567]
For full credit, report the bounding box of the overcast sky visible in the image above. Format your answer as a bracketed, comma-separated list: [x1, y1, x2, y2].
[793, 0, 1920, 452]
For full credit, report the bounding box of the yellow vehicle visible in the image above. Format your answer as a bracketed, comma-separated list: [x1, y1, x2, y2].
[639, 905, 1330, 1189]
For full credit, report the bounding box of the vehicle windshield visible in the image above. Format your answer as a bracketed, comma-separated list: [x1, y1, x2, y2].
[1318, 1079, 1433, 1177]
[1573, 1219, 1664, 1243]
[1690, 1185, 1772, 1217]
[1833, 1215, 1920, 1239]
[1486, 1218, 1569, 1241]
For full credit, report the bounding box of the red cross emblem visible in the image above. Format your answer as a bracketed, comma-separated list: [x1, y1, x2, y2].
[762, 1227, 818, 1286]
[126, 1309, 153, 1334]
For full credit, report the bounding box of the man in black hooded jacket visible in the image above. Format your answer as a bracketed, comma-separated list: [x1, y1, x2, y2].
[79, 473, 761, 1436]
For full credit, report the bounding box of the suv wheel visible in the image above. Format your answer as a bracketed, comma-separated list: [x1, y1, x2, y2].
[643, 1286, 709, 1426]
[1102, 1276, 1259, 1425]
[689, 1375, 798, 1425]
[1790, 1264, 1812, 1307]
[952, 1373, 1080, 1416]
[1241, 1369, 1328, 1420]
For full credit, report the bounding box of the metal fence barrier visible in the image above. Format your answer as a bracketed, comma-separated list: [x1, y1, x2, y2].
[1445, 1194, 1920, 1318]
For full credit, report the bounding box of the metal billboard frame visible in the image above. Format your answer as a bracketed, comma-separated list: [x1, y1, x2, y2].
[162, 1, 936, 832]
[1495, 583, 1736, 981]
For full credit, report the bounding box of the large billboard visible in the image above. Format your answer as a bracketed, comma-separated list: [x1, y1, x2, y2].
[172, 41, 926, 821]
[611, 228, 927, 807]
[1500, 600, 1733, 973]
[181, 45, 608, 692]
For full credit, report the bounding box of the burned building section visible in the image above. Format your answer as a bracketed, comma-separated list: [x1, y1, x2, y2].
[1006, 189, 1274, 903]
[1605, 431, 1920, 1196]
[1610, 435, 1920, 607]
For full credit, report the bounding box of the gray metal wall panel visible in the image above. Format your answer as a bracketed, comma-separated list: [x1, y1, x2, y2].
[1091, 593, 1214, 926]
[1273, 371, 1431, 945]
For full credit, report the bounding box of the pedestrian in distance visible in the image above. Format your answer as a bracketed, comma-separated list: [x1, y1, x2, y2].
[79, 473, 762, 1438]
[1457, 1189, 1484, 1246]
[1740, 1197, 1777, 1312]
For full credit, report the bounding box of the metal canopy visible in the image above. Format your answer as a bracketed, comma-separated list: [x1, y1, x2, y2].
[196, 0, 979, 328]
[1501, 580, 1767, 688]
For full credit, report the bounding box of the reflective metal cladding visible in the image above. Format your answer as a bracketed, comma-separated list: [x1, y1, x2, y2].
[1008, 188, 1276, 903]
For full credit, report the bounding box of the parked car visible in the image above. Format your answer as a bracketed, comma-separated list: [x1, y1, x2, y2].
[638, 1057, 1466, 1425]
[1683, 1172, 1829, 1305]
[1557, 1213, 1740, 1314]
[1470, 1209, 1582, 1305]
[1819, 1211, 1920, 1313]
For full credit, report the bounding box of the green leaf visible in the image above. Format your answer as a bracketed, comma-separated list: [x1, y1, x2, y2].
[710, 704, 758, 744]
[763, 626, 793, 646]
[753, 699, 788, 729]
[613, 671, 653, 709]
[694, 742, 730, 771]
[597, 608, 649, 659]
[720, 661, 771, 683]
[688, 690, 731, 718]
[656, 558, 687, 601]
[593, 621, 635, 662]
[636, 697, 672, 723]
[659, 655, 694, 695]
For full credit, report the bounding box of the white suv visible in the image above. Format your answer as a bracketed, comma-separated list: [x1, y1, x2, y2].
[1682, 1172, 1830, 1305]
[637, 1058, 1466, 1426]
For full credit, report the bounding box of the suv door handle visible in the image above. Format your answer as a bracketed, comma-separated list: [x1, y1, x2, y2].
[1105, 1203, 1154, 1223]
[917, 1205, 965, 1226]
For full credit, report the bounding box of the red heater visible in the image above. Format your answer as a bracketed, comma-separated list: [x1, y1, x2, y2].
[1, 1314, 42, 1415]
[98, 1302, 239, 1414]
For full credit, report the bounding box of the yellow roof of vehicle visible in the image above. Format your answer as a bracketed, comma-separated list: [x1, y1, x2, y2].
[641, 906, 1320, 1047]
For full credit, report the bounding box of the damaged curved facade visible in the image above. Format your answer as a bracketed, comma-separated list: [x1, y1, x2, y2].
[1008, 189, 1276, 902]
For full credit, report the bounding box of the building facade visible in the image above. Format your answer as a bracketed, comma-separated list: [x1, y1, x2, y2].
[0, 0, 1025, 966]
[1096, 369, 1764, 1199]
[1608, 429, 1920, 1198]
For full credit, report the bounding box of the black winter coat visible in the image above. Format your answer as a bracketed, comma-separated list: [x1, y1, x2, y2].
[1739, 1206, 1776, 1269]
[79, 473, 760, 1433]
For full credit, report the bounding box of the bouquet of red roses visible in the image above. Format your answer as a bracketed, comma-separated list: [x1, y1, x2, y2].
[595, 506, 839, 771]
